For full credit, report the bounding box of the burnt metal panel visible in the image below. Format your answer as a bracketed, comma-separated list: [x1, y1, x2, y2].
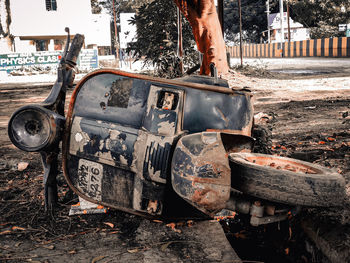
[142, 85, 183, 136]
[67, 155, 135, 209]
[143, 108, 177, 135]
[177, 75, 230, 88]
[69, 117, 137, 169]
[73, 73, 150, 129]
[63, 70, 254, 217]
[171, 132, 231, 216]
[143, 141, 172, 181]
[182, 88, 253, 134]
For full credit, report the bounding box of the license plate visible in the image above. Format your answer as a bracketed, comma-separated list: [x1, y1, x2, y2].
[77, 159, 103, 201]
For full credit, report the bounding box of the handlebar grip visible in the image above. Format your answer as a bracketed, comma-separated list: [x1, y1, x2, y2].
[66, 34, 85, 65]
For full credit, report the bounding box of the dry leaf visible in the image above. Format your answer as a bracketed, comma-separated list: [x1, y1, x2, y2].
[285, 247, 290, 255]
[160, 241, 173, 251]
[18, 162, 29, 171]
[127, 248, 139, 253]
[15, 242, 22, 247]
[91, 255, 106, 263]
[166, 223, 181, 233]
[152, 220, 163, 223]
[12, 226, 26, 231]
[233, 232, 246, 239]
[43, 245, 55, 250]
[187, 220, 194, 227]
[68, 250, 76, 254]
[103, 222, 114, 228]
[0, 230, 11, 235]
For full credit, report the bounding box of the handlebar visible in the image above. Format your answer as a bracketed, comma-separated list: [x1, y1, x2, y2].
[66, 34, 85, 66]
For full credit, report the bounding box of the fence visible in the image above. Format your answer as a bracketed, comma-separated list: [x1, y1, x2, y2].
[227, 37, 350, 58]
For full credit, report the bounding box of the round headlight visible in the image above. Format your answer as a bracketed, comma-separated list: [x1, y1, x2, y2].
[8, 105, 63, 152]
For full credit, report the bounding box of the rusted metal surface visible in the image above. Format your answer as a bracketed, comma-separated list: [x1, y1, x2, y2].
[70, 68, 239, 94]
[241, 155, 320, 174]
[171, 132, 231, 216]
[62, 69, 253, 218]
[9, 33, 264, 220]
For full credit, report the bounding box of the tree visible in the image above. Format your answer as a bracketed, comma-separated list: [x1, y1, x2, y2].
[224, 0, 277, 43]
[0, 0, 12, 50]
[289, 0, 350, 38]
[91, 0, 102, 14]
[173, 0, 229, 75]
[127, 1, 197, 78]
[99, 0, 153, 14]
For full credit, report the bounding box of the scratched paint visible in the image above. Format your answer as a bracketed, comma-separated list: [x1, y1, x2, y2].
[63, 70, 254, 218]
[171, 132, 231, 216]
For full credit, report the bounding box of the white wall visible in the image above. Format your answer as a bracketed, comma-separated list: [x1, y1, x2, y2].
[10, 0, 92, 37]
[119, 13, 136, 49]
[8, 0, 111, 52]
[85, 14, 111, 47]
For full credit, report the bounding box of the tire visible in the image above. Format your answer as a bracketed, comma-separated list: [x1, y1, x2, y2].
[229, 153, 345, 207]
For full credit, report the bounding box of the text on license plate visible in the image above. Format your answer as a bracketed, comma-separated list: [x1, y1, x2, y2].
[77, 159, 103, 201]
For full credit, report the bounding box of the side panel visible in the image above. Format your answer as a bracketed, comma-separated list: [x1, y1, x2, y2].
[64, 73, 184, 216]
[183, 88, 253, 135]
[171, 132, 231, 216]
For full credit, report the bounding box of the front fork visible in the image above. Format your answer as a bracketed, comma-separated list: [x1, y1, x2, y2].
[39, 30, 84, 211]
[41, 151, 59, 211]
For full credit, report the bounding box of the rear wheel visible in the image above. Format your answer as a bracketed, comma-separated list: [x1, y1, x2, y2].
[229, 153, 345, 207]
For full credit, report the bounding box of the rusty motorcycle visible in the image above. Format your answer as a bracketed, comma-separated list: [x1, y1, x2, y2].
[8, 31, 346, 226]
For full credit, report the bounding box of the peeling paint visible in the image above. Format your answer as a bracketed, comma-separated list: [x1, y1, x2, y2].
[75, 132, 83, 142]
[171, 132, 231, 215]
[63, 70, 253, 218]
[157, 120, 175, 135]
[109, 130, 120, 140]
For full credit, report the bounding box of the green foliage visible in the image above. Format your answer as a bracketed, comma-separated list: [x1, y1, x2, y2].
[91, 0, 102, 14]
[289, 0, 350, 38]
[126, 0, 197, 78]
[224, 0, 277, 43]
[99, 0, 153, 15]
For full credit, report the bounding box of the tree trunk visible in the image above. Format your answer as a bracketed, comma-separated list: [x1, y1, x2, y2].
[173, 0, 229, 76]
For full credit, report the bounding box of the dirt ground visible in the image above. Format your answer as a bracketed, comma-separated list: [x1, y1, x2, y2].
[1, 69, 350, 262]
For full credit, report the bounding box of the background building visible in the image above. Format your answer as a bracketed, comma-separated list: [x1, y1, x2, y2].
[268, 12, 310, 43]
[1, 0, 111, 54]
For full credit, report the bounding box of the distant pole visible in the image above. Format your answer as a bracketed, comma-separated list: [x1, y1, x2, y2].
[238, 0, 243, 66]
[177, 7, 184, 75]
[218, 0, 224, 36]
[287, 2, 291, 42]
[112, 0, 119, 59]
[279, 0, 284, 43]
[266, 0, 270, 43]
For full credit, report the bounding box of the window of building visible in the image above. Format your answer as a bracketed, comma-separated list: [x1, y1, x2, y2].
[46, 0, 57, 11]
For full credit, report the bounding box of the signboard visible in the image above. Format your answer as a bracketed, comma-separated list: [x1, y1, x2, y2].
[0, 51, 61, 72]
[77, 49, 98, 70]
[0, 49, 98, 73]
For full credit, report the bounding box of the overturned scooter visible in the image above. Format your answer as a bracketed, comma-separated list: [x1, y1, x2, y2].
[8, 30, 346, 226]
